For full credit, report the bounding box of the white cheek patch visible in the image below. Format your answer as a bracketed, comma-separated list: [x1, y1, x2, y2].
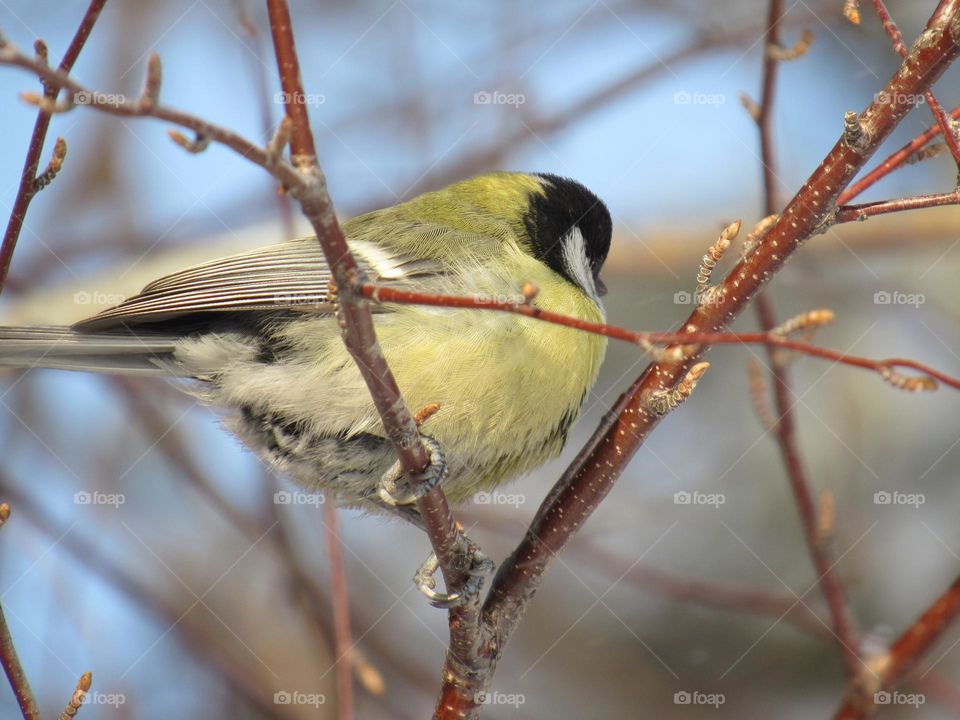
[560, 226, 600, 302]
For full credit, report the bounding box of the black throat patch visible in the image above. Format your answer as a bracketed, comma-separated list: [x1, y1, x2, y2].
[523, 174, 612, 296]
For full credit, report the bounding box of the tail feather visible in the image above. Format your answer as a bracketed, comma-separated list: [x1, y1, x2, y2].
[0, 326, 181, 376]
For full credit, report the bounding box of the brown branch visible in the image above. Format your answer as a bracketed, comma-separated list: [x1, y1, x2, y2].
[430, 4, 960, 715]
[835, 188, 960, 221]
[0, 0, 107, 295]
[0, 504, 42, 720]
[323, 500, 354, 720]
[834, 575, 960, 719]
[751, 0, 861, 678]
[0, 0, 470, 618]
[264, 0, 315, 165]
[258, 3, 467, 606]
[0, 477, 292, 720]
[57, 672, 91, 720]
[359, 284, 959, 391]
[871, 0, 960, 168]
[839, 105, 960, 203]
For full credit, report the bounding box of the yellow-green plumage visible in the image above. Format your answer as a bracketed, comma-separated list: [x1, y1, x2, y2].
[16, 171, 612, 511]
[216, 173, 609, 504]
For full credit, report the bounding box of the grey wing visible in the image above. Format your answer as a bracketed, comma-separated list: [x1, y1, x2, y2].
[74, 237, 439, 332]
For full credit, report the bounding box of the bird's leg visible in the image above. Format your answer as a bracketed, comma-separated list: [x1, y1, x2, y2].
[414, 528, 494, 609]
[376, 434, 447, 507]
[368, 450, 494, 608]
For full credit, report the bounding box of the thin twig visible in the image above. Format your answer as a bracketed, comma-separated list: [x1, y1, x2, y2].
[0, 0, 108, 294]
[871, 0, 960, 169]
[323, 500, 354, 720]
[359, 284, 960, 390]
[834, 575, 960, 719]
[439, 5, 960, 716]
[751, 0, 862, 678]
[57, 671, 91, 720]
[835, 188, 960, 221]
[0, 504, 42, 720]
[839, 106, 960, 203]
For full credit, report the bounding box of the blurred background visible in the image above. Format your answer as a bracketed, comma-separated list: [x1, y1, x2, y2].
[0, 0, 959, 717]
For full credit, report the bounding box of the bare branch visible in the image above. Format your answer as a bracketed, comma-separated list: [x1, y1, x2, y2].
[0, 0, 108, 294]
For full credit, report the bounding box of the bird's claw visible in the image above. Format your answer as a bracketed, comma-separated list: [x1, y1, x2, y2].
[415, 535, 494, 609]
[377, 434, 447, 507]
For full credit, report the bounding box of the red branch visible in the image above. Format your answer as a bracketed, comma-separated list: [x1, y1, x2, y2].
[836, 188, 960, 220]
[754, 0, 862, 677]
[0, 561, 40, 720]
[432, 4, 960, 715]
[839, 106, 960, 203]
[871, 0, 960, 167]
[261, 0, 473, 673]
[835, 575, 960, 719]
[264, 0, 315, 164]
[323, 501, 355, 720]
[0, 0, 108, 294]
[358, 284, 960, 390]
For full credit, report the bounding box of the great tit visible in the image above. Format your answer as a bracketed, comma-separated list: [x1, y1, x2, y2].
[0, 171, 612, 512]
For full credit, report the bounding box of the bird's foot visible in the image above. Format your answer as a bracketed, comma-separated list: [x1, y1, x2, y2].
[377, 434, 447, 507]
[415, 531, 495, 609]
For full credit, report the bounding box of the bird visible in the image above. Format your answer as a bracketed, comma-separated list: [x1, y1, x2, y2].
[0, 171, 612, 519]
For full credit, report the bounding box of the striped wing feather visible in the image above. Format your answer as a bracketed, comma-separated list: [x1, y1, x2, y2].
[74, 237, 438, 331]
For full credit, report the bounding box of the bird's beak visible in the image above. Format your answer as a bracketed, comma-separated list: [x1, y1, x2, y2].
[595, 276, 608, 297]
